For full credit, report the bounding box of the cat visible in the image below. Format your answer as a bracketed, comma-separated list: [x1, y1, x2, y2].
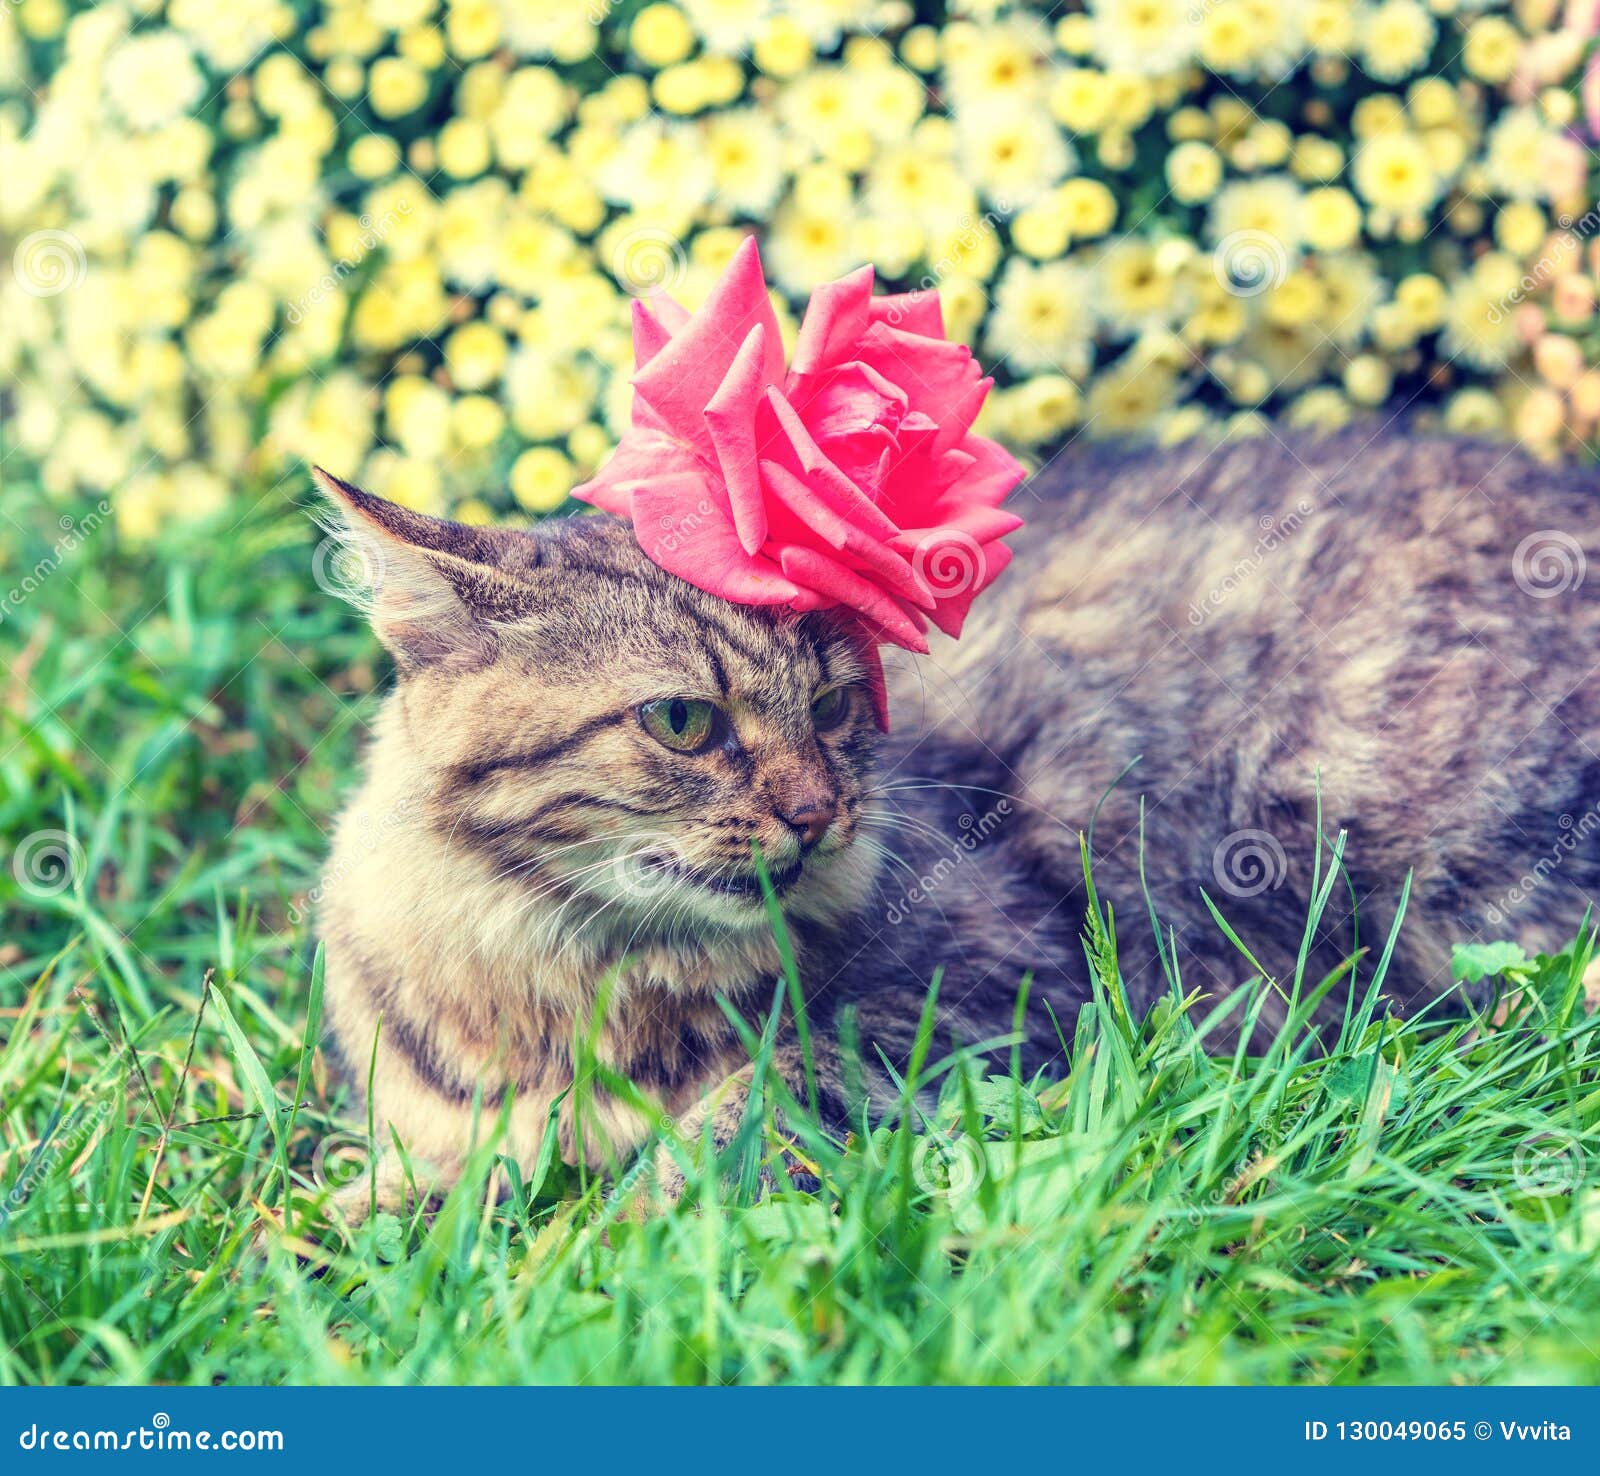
[310, 426, 1600, 1208]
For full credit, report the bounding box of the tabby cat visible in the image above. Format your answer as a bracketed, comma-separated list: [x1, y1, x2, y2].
[311, 428, 1600, 1206]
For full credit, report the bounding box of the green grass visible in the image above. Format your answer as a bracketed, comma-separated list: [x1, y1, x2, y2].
[4, 475, 1600, 1387]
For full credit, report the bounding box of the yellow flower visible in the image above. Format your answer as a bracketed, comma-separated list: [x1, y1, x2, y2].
[682, 0, 769, 55]
[1301, 187, 1361, 251]
[1406, 77, 1459, 129]
[510, 446, 577, 513]
[1343, 354, 1393, 405]
[1059, 178, 1117, 238]
[1441, 253, 1522, 369]
[1084, 358, 1178, 433]
[1010, 198, 1071, 259]
[438, 118, 491, 178]
[1395, 273, 1447, 333]
[1166, 140, 1222, 204]
[1463, 15, 1521, 84]
[900, 25, 939, 72]
[369, 57, 430, 118]
[1484, 107, 1552, 200]
[385, 376, 452, 460]
[1049, 68, 1112, 134]
[1286, 386, 1353, 431]
[1352, 131, 1439, 214]
[1208, 176, 1304, 251]
[446, 320, 508, 390]
[1291, 135, 1344, 182]
[753, 16, 812, 76]
[631, 2, 693, 65]
[349, 133, 401, 180]
[986, 258, 1096, 375]
[1443, 387, 1505, 434]
[1089, 0, 1195, 78]
[1495, 201, 1546, 258]
[1361, 0, 1436, 83]
[105, 30, 205, 131]
[1198, 3, 1259, 77]
[957, 103, 1072, 206]
[1098, 238, 1185, 334]
[1263, 270, 1324, 328]
[1004, 375, 1083, 445]
[446, 0, 501, 59]
[1303, 0, 1356, 53]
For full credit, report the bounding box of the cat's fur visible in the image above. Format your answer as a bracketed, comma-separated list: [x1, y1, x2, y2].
[312, 429, 1600, 1205]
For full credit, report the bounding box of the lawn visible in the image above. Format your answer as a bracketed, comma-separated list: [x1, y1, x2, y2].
[3, 472, 1600, 1387]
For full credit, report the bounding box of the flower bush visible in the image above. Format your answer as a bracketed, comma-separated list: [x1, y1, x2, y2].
[0, 0, 1596, 539]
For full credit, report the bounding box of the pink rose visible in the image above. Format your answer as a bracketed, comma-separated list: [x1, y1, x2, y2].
[574, 238, 1025, 726]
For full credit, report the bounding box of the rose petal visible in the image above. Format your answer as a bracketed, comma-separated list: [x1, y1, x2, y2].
[572, 430, 703, 516]
[631, 237, 784, 460]
[925, 542, 1014, 639]
[763, 387, 900, 540]
[778, 544, 929, 652]
[789, 264, 874, 377]
[632, 473, 800, 606]
[704, 323, 771, 555]
[867, 289, 944, 340]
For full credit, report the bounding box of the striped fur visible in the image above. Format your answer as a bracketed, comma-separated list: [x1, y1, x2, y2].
[313, 428, 1600, 1209]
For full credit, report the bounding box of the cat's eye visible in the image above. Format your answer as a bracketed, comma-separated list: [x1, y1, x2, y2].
[639, 698, 719, 754]
[811, 686, 850, 732]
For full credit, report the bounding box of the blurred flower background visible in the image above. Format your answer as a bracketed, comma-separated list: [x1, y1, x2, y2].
[2, 0, 1598, 539]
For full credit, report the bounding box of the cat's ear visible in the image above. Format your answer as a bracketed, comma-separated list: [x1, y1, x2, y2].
[310, 468, 541, 671]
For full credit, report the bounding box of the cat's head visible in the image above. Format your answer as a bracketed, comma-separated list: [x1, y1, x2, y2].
[313, 469, 885, 941]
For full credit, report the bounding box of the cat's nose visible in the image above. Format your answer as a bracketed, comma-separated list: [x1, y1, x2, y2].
[777, 795, 837, 851]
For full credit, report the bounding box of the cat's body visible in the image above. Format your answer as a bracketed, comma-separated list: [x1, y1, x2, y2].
[314, 429, 1600, 1202]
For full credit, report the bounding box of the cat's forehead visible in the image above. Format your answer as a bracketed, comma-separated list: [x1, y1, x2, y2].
[503, 515, 852, 712]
